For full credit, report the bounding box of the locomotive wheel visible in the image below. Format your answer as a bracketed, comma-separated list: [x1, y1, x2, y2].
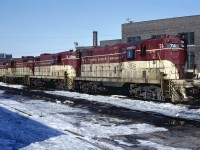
[80, 82, 89, 93]
[129, 84, 164, 101]
[55, 80, 65, 90]
[77, 81, 107, 94]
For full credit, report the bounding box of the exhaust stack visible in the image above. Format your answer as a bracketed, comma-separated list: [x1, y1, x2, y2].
[93, 31, 98, 47]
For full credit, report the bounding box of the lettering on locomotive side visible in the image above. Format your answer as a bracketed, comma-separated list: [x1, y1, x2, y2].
[34, 59, 52, 65]
[109, 56, 119, 60]
[98, 57, 107, 62]
[83, 55, 120, 64]
[127, 62, 136, 70]
[89, 58, 96, 63]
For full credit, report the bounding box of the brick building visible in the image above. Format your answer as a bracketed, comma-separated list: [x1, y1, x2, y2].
[0, 53, 12, 62]
[100, 39, 122, 47]
[121, 15, 200, 71]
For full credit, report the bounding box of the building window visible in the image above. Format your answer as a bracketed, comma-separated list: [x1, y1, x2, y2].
[189, 32, 195, 45]
[82, 51, 93, 57]
[127, 36, 141, 43]
[152, 35, 161, 39]
[187, 51, 195, 69]
[179, 32, 195, 45]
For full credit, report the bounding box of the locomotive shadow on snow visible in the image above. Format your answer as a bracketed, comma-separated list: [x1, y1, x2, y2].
[0, 106, 64, 149]
[61, 97, 200, 128]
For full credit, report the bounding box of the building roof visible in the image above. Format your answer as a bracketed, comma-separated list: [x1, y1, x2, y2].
[122, 15, 200, 26]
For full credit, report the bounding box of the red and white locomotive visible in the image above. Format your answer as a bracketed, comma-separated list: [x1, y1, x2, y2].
[0, 35, 200, 102]
[30, 51, 80, 89]
[76, 35, 200, 102]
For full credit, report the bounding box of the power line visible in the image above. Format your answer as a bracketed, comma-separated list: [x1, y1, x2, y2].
[0, 34, 121, 39]
[10, 48, 72, 55]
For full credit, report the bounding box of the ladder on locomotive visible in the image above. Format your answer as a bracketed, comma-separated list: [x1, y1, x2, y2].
[164, 79, 182, 102]
[157, 53, 167, 100]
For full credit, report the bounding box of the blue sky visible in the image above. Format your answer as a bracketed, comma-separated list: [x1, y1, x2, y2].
[0, 0, 200, 58]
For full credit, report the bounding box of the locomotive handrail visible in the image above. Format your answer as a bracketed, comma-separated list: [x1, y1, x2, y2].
[156, 53, 165, 70]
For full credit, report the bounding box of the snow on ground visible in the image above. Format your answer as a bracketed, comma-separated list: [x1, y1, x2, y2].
[0, 81, 200, 121]
[0, 82, 199, 149]
[137, 140, 190, 150]
[0, 82, 24, 89]
[45, 90, 200, 122]
[0, 82, 200, 121]
[0, 90, 186, 150]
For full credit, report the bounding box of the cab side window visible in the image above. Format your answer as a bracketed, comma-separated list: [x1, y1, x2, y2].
[57, 55, 62, 63]
[141, 45, 146, 56]
[51, 56, 55, 65]
[126, 49, 135, 60]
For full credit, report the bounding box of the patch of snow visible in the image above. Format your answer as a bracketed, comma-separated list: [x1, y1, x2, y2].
[0, 90, 4, 94]
[20, 135, 100, 150]
[0, 82, 24, 89]
[114, 139, 134, 146]
[138, 139, 191, 150]
[0, 92, 168, 150]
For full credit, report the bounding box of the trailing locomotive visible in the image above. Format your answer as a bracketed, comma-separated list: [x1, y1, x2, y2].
[0, 35, 200, 102]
